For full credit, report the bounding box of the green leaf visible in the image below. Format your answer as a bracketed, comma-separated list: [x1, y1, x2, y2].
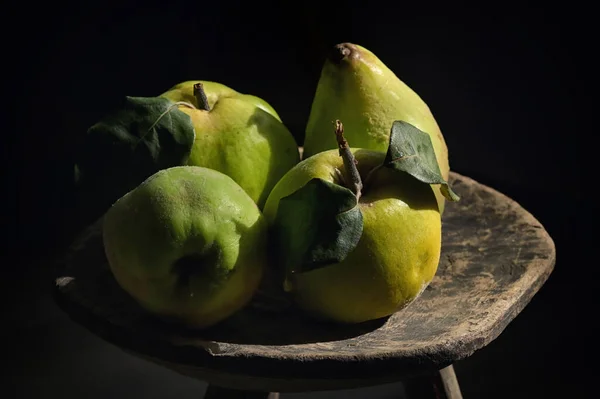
[273, 178, 363, 274]
[384, 120, 460, 201]
[74, 96, 196, 224]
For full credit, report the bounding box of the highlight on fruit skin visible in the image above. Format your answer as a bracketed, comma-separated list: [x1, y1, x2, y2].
[303, 42, 450, 213]
[102, 166, 269, 330]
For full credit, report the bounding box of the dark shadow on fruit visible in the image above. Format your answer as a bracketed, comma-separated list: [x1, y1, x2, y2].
[171, 251, 224, 295]
[353, 149, 440, 213]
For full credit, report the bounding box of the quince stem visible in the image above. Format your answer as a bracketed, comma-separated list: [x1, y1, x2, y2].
[193, 83, 211, 111]
[335, 120, 363, 200]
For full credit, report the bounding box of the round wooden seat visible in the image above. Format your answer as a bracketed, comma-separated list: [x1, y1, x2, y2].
[53, 172, 555, 397]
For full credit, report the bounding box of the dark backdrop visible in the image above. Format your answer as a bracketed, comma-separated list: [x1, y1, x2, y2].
[3, 2, 595, 398]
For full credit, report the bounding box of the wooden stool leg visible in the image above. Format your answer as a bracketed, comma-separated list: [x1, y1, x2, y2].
[203, 385, 279, 399]
[403, 364, 463, 399]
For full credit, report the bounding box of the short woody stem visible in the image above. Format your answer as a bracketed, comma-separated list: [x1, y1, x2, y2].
[193, 83, 210, 111]
[335, 120, 363, 199]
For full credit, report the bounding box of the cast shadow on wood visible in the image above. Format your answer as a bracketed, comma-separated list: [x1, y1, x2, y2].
[152, 296, 390, 346]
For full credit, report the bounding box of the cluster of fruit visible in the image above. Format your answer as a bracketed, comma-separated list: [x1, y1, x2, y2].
[77, 43, 459, 330]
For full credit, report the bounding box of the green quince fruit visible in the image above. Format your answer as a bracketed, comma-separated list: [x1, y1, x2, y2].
[263, 120, 459, 324]
[160, 80, 300, 209]
[103, 166, 268, 329]
[303, 43, 450, 213]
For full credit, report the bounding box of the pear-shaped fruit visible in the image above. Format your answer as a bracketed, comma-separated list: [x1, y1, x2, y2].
[304, 43, 450, 212]
[103, 166, 268, 329]
[263, 148, 442, 324]
[161, 80, 300, 209]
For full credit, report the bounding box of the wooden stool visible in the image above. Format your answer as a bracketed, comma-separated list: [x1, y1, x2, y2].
[53, 172, 555, 398]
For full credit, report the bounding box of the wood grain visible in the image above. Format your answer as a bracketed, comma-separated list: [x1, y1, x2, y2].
[53, 172, 555, 392]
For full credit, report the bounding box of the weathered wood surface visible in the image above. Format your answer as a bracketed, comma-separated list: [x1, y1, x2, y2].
[53, 172, 555, 392]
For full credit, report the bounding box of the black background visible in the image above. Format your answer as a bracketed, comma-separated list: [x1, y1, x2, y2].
[3, 2, 596, 398]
